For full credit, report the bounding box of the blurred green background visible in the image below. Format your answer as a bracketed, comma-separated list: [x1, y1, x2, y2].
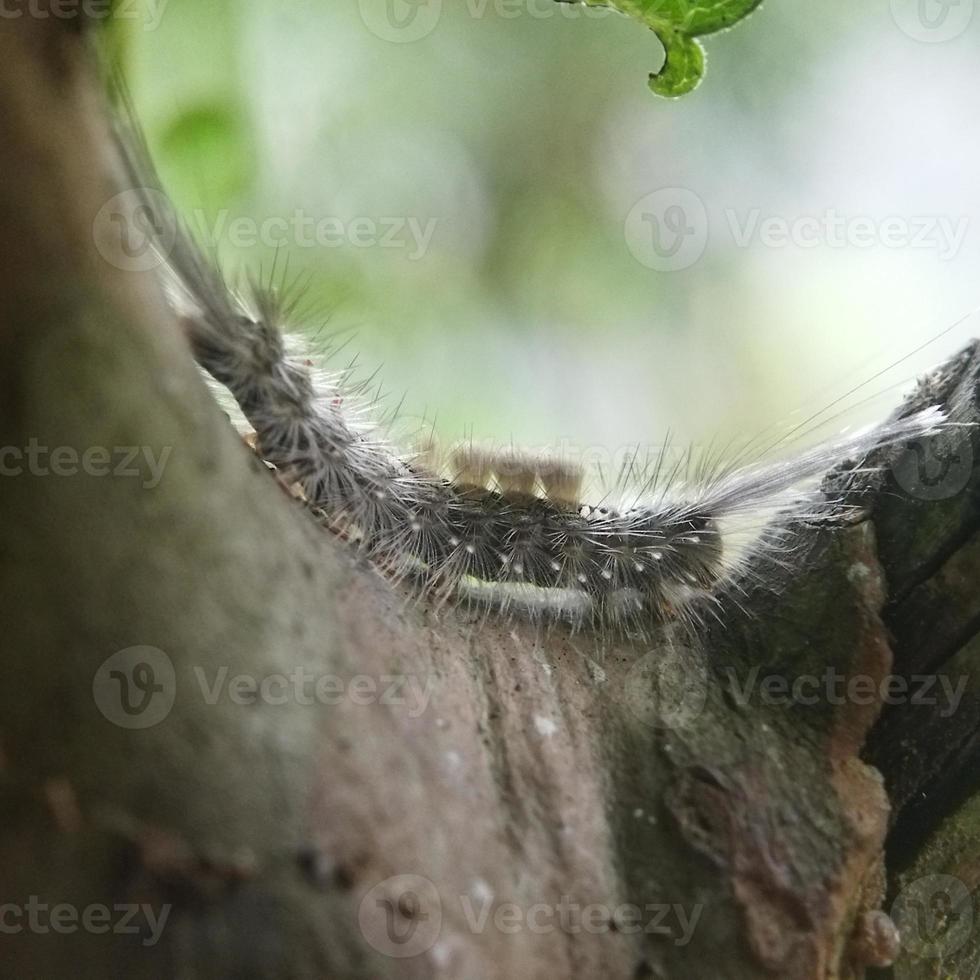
[117, 0, 980, 460]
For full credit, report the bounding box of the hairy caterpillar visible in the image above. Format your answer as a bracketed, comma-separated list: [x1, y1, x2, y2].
[106, 87, 963, 640]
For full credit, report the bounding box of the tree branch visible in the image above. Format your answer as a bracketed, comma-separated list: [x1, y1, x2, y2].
[0, 13, 977, 980]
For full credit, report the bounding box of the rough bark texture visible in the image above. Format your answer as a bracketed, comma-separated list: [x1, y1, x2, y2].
[1, 11, 979, 980]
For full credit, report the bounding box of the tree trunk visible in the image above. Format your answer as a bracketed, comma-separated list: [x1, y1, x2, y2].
[1, 11, 978, 980]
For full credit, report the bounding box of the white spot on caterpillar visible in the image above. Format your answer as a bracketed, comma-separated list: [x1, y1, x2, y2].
[430, 941, 453, 969]
[470, 878, 494, 904]
[533, 715, 557, 737]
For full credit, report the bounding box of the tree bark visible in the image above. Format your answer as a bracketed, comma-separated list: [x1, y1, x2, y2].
[0, 11, 978, 980]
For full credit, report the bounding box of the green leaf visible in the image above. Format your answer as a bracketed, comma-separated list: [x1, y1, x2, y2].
[582, 0, 764, 97]
[159, 104, 253, 206]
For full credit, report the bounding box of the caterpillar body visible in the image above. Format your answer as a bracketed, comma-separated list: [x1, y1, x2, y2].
[107, 90, 958, 640]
